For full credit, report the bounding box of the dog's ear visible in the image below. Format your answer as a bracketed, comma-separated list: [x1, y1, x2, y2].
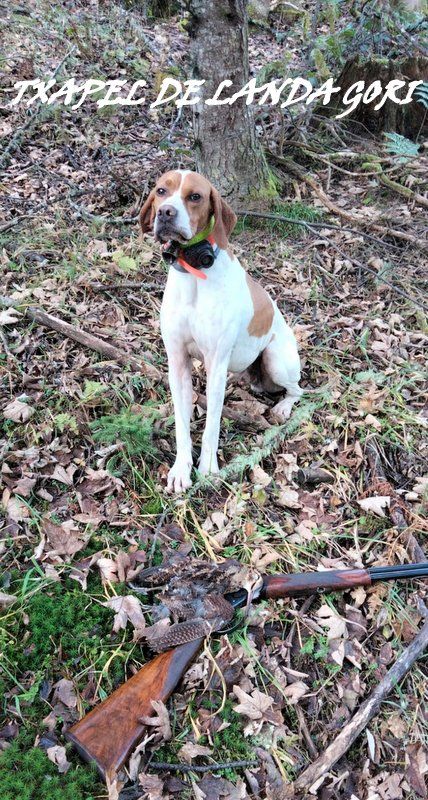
[210, 187, 237, 250]
[139, 189, 156, 233]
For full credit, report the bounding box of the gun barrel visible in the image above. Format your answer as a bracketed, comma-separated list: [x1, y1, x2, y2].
[369, 562, 428, 581]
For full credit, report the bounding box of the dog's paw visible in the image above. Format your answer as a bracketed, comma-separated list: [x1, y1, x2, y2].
[198, 452, 219, 477]
[166, 460, 193, 493]
[270, 397, 296, 423]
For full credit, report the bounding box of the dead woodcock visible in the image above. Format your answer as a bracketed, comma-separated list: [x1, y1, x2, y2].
[132, 555, 263, 652]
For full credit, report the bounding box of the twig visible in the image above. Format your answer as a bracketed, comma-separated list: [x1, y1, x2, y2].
[68, 199, 138, 226]
[378, 172, 428, 209]
[294, 618, 428, 792]
[0, 295, 160, 378]
[239, 209, 426, 309]
[148, 507, 169, 563]
[0, 216, 32, 234]
[312, 230, 428, 313]
[148, 759, 258, 773]
[0, 296, 266, 429]
[269, 152, 426, 246]
[89, 281, 163, 292]
[236, 209, 401, 251]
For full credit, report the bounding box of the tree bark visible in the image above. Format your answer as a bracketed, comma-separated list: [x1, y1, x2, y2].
[329, 56, 428, 138]
[187, 0, 274, 202]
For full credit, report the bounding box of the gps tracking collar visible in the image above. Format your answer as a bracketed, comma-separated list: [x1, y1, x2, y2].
[162, 216, 219, 280]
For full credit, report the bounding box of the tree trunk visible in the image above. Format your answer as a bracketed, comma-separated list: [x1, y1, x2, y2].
[330, 55, 428, 139]
[187, 0, 274, 203]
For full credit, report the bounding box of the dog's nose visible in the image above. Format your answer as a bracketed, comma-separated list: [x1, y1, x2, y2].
[157, 204, 177, 221]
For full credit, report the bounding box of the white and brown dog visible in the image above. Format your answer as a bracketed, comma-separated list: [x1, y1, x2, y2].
[140, 170, 302, 492]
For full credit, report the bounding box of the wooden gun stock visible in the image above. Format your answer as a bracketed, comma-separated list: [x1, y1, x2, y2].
[65, 637, 203, 782]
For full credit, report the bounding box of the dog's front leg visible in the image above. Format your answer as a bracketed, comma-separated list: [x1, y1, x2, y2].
[166, 349, 193, 493]
[198, 353, 229, 476]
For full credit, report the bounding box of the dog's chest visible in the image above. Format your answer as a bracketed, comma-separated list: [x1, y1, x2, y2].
[161, 255, 247, 337]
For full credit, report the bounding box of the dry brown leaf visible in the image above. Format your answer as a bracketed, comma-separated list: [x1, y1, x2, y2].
[316, 604, 347, 641]
[282, 681, 309, 704]
[137, 773, 165, 800]
[4, 494, 30, 522]
[42, 518, 88, 558]
[277, 488, 301, 509]
[103, 595, 146, 636]
[140, 699, 172, 741]
[0, 592, 17, 609]
[178, 742, 213, 763]
[250, 465, 272, 487]
[358, 496, 390, 517]
[97, 557, 118, 584]
[0, 308, 22, 325]
[52, 678, 77, 709]
[3, 398, 35, 423]
[232, 685, 274, 720]
[46, 744, 71, 774]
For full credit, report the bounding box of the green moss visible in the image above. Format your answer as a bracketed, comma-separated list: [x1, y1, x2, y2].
[0, 578, 139, 709]
[0, 733, 101, 800]
[14, 583, 113, 675]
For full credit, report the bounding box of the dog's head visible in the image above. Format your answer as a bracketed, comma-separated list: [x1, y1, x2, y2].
[140, 170, 237, 250]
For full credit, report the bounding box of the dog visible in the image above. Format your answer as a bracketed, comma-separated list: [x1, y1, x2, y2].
[140, 169, 302, 492]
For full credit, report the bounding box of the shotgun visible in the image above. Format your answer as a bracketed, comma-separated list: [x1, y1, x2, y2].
[66, 561, 428, 781]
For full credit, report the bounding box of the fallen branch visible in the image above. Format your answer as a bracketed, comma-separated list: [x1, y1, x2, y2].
[295, 618, 428, 792]
[149, 758, 258, 773]
[236, 209, 401, 251]
[0, 295, 160, 379]
[269, 152, 426, 247]
[378, 172, 428, 210]
[0, 296, 266, 429]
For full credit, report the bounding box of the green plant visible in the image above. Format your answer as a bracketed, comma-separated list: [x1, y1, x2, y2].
[235, 201, 323, 238]
[384, 132, 419, 162]
[414, 81, 428, 109]
[90, 407, 159, 456]
[0, 733, 101, 800]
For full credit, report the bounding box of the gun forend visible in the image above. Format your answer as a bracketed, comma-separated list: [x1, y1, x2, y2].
[65, 637, 203, 782]
[261, 568, 372, 599]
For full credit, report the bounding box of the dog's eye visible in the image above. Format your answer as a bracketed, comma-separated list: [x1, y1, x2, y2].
[156, 187, 167, 195]
[188, 193, 201, 202]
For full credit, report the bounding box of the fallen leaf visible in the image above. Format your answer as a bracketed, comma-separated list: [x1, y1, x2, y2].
[52, 678, 77, 709]
[250, 465, 272, 487]
[282, 681, 309, 704]
[316, 604, 347, 640]
[140, 699, 172, 741]
[178, 742, 213, 763]
[277, 488, 301, 509]
[42, 518, 88, 558]
[232, 685, 274, 720]
[3, 398, 35, 423]
[97, 557, 118, 584]
[103, 595, 146, 636]
[0, 592, 17, 609]
[0, 308, 22, 325]
[358, 496, 390, 517]
[137, 773, 165, 800]
[46, 744, 71, 774]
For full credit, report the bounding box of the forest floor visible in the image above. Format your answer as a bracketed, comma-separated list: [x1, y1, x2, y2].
[0, 2, 427, 799]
